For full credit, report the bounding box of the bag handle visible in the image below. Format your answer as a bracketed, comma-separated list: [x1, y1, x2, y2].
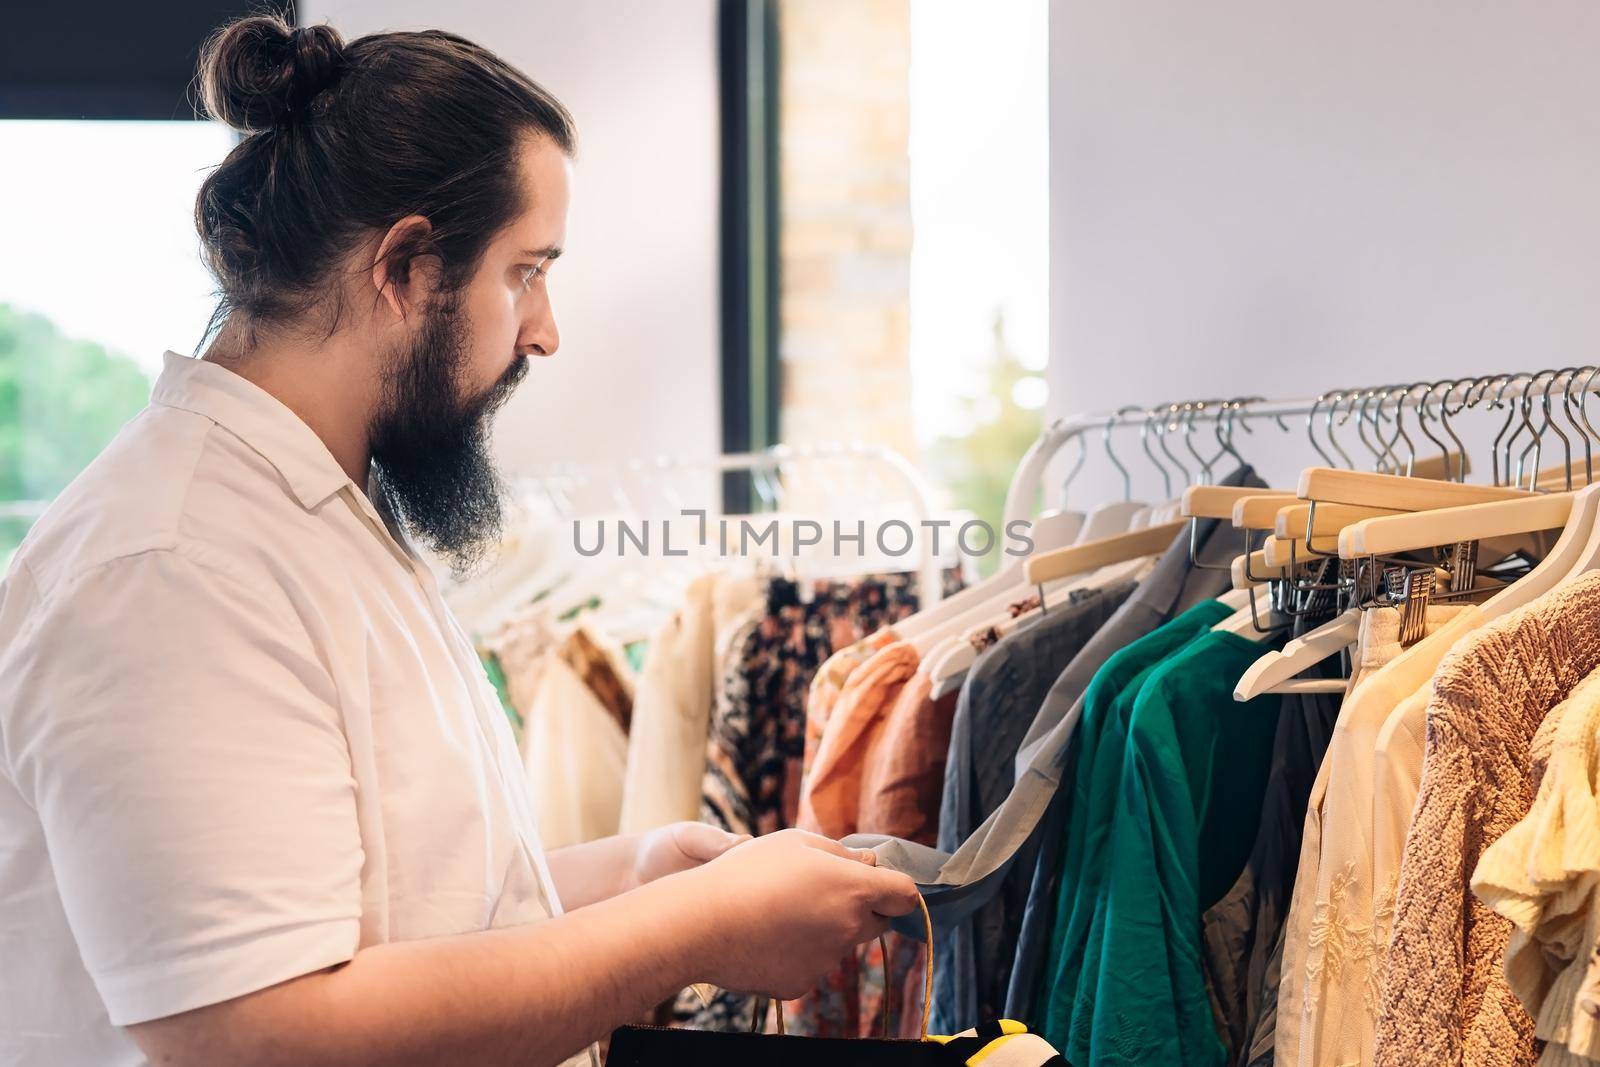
[762, 893, 934, 1041]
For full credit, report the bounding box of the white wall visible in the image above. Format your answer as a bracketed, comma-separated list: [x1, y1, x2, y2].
[1046, 2, 1600, 502]
[301, 0, 721, 491]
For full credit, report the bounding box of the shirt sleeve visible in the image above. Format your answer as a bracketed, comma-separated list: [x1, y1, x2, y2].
[3, 546, 363, 1026]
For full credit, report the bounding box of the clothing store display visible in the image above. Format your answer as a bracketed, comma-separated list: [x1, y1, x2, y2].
[1204, 682, 1342, 1067]
[932, 581, 1138, 1031]
[1200, 616, 1342, 1067]
[1062, 629, 1289, 1067]
[845, 480, 1259, 1038]
[1473, 667, 1600, 1066]
[1277, 605, 1479, 1067]
[25, 344, 1600, 1067]
[506, 389, 1600, 1062]
[1376, 572, 1600, 1067]
[0, 352, 587, 1067]
[1036, 599, 1238, 1050]
[1006, 468, 1262, 1023]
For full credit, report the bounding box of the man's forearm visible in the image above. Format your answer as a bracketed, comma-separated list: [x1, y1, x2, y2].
[129, 870, 709, 1067]
[545, 832, 645, 909]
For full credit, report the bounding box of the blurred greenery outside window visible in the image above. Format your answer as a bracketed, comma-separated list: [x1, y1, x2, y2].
[922, 313, 1044, 577]
[0, 308, 153, 562]
[0, 120, 232, 567]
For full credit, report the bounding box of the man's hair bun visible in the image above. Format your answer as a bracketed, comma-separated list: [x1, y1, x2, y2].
[197, 13, 346, 132]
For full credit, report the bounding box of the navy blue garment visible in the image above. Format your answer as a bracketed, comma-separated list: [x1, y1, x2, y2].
[930, 581, 1135, 1032]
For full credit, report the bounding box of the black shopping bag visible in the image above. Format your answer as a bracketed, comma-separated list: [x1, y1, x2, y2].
[605, 1028, 954, 1066]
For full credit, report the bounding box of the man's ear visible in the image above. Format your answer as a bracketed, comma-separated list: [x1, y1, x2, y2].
[370, 215, 441, 321]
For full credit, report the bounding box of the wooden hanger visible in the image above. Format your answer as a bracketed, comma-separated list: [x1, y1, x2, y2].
[893, 506, 1083, 644]
[1232, 494, 1303, 531]
[1238, 479, 1593, 702]
[1233, 607, 1362, 700]
[1233, 551, 1288, 589]
[1338, 492, 1576, 558]
[1343, 483, 1600, 624]
[1262, 536, 1307, 570]
[1233, 487, 1513, 699]
[1023, 520, 1188, 586]
[1562, 483, 1600, 577]
[1276, 454, 1597, 555]
[1274, 501, 1403, 553]
[1232, 492, 1561, 704]
[1297, 467, 1533, 511]
[1217, 586, 1256, 611]
[1181, 486, 1294, 520]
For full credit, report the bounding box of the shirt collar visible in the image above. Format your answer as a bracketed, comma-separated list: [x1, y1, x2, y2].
[150, 351, 353, 511]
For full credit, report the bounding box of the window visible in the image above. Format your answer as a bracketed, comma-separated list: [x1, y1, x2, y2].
[0, 120, 233, 562]
[773, 0, 1048, 569]
[910, 0, 1050, 556]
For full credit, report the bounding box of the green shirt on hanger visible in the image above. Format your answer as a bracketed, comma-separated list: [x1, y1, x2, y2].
[1037, 599, 1235, 1049]
[1067, 627, 1286, 1067]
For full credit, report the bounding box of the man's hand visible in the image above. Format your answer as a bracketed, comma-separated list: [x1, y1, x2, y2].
[676, 828, 920, 1001]
[630, 821, 749, 889]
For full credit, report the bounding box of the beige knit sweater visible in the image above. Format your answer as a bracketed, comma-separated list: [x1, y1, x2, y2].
[1374, 571, 1600, 1067]
[1473, 664, 1600, 1066]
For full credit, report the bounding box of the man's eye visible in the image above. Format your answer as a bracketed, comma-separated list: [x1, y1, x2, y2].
[518, 264, 546, 289]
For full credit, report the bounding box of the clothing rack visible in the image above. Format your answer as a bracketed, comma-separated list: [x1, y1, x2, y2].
[1004, 372, 1600, 530]
[521, 441, 946, 609]
[1011, 396, 1312, 534]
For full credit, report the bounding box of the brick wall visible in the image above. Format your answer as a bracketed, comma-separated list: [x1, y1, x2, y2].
[776, 0, 918, 471]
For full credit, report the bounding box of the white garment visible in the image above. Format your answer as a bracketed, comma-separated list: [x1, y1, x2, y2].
[0, 352, 591, 1066]
[488, 616, 634, 849]
[490, 621, 632, 851]
[524, 653, 628, 848]
[1279, 605, 1474, 1067]
[620, 573, 717, 832]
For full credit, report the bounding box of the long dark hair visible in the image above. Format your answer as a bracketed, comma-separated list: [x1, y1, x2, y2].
[193, 11, 576, 344]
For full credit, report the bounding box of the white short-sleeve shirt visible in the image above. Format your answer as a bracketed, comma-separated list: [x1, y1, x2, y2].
[0, 352, 589, 1066]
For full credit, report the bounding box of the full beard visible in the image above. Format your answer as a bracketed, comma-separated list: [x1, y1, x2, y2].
[368, 291, 529, 577]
